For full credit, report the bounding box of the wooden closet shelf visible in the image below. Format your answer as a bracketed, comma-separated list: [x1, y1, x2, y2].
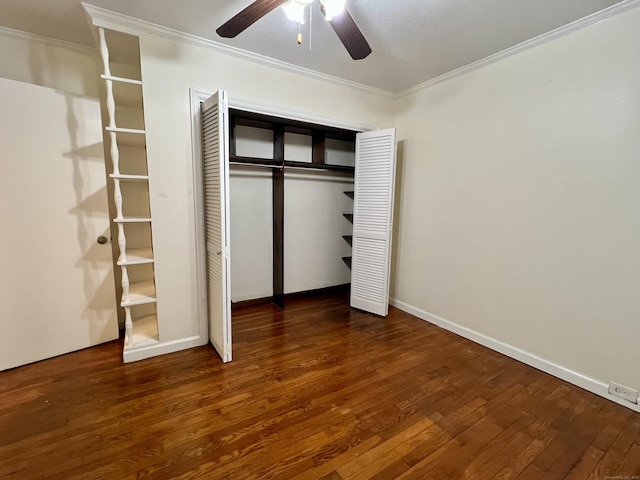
[106, 128, 146, 148]
[101, 74, 142, 85]
[344, 191, 354, 199]
[117, 247, 154, 266]
[114, 216, 152, 223]
[342, 256, 352, 268]
[106, 126, 146, 135]
[124, 314, 159, 349]
[230, 156, 282, 167]
[343, 213, 353, 223]
[342, 235, 353, 246]
[121, 280, 157, 307]
[284, 161, 354, 173]
[110, 174, 149, 181]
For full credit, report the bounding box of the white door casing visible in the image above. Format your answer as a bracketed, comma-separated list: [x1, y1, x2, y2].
[0, 77, 118, 371]
[350, 128, 397, 316]
[201, 90, 232, 363]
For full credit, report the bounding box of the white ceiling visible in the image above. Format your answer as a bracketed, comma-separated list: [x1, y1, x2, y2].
[0, 0, 626, 93]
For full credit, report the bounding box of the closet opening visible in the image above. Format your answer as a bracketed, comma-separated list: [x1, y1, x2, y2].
[228, 108, 358, 312]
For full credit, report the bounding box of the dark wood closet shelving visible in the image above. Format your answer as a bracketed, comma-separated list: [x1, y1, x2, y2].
[229, 109, 358, 310]
[230, 155, 282, 167]
[344, 191, 354, 199]
[342, 235, 353, 246]
[284, 160, 354, 173]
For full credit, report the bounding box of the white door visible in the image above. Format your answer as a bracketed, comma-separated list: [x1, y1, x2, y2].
[350, 128, 397, 316]
[202, 90, 232, 362]
[0, 77, 118, 371]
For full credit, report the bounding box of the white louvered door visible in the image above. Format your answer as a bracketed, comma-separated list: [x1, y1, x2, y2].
[202, 90, 232, 362]
[350, 128, 397, 316]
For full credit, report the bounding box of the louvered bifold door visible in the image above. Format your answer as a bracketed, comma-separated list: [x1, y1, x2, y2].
[202, 90, 232, 362]
[350, 128, 397, 316]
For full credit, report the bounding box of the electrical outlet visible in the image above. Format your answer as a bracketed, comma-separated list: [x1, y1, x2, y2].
[608, 381, 638, 404]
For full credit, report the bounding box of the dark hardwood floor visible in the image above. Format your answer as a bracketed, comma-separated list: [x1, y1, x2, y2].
[1, 292, 639, 479]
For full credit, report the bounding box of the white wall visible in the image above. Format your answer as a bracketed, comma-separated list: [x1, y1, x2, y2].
[0, 28, 101, 97]
[284, 171, 353, 294]
[392, 6, 640, 394]
[229, 167, 273, 302]
[138, 34, 395, 341]
[229, 154, 354, 302]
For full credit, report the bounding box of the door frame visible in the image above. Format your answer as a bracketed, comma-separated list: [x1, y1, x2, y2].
[189, 88, 377, 341]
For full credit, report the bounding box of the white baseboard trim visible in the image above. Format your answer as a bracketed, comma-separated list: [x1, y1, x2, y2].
[390, 298, 640, 413]
[122, 335, 205, 363]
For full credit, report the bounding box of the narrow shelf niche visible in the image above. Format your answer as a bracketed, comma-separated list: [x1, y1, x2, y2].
[98, 27, 159, 361]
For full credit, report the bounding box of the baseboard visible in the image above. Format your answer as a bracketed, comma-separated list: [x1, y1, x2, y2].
[122, 335, 204, 363]
[285, 283, 350, 300]
[231, 296, 274, 310]
[232, 284, 351, 311]
[389, 298, 640, 413]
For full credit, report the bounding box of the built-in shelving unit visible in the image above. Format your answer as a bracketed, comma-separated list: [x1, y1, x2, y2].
[97, 28, 159, 362]
[342, 190, 354, 270]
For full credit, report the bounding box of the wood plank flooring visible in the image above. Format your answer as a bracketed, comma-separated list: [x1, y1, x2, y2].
[1, 292, 639, 479]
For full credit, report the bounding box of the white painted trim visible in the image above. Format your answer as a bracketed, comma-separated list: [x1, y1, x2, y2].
[122, 335, 203, 363]
[0, 25, 97, 54]
[398, 0, 640, 97]
[81, 3, 393, 99]
[190, 87, 370, 347]
[190, 88, 212, 348]
[389, 297, 640, 413]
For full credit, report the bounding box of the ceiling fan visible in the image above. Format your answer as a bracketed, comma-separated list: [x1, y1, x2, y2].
[217, 0, 372, 60]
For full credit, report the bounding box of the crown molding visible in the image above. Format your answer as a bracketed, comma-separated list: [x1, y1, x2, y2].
[0, 25, 97, 55]
[81, 3, 394, 99]
[397, 0, 640, 98]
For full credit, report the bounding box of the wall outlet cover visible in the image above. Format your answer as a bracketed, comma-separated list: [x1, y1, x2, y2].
[608, 381, 638, 404]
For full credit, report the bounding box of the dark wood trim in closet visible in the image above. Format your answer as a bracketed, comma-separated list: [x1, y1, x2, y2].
[228, 108, 358, 311]
[272, 125, 285, 310]
[229, 116, 236, 157]
[230, 108, 357, 140]
[230, 156, 282, 167]
[312, 131, 325, 165]
[284, 161, 354, 174]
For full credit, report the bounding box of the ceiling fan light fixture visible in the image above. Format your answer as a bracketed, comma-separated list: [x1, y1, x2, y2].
[282, 0, 312, 24]
[320, 0, 346, 21]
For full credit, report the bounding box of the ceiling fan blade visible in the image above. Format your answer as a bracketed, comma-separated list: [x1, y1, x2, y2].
[217, 0, 286, 38]
[327, 7, 372, 60]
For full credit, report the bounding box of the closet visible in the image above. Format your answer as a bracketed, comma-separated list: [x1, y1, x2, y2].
[229, 107, 358, 310]
[201, 90, 397, 363]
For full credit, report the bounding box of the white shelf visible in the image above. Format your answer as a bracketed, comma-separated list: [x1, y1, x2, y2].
[124, 314, 159, 349]
[122, 279, 156, 307]
[118, 247, 154, 266]
[110, 174, 149, 181]
[106, 126, 145, 135]
[101, 74, 142, 85]
[106, 127, 146, 148]
[114, 216, 152, 223]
